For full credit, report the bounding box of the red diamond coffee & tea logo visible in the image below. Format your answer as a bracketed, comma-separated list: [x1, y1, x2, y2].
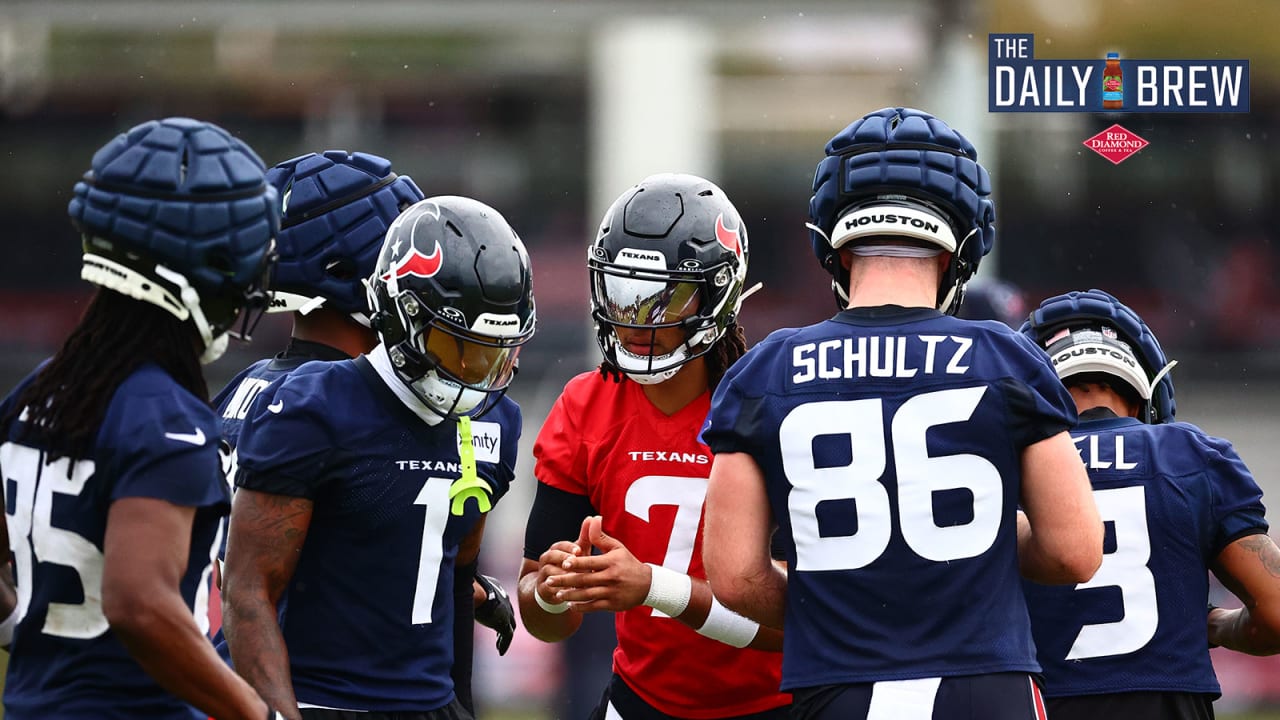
[1083, 124, 1149, 165]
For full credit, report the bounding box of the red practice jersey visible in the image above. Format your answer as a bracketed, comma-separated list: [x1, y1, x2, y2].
[534, 371, 787, 718]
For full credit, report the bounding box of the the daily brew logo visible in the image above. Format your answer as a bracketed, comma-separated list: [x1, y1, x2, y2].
[988, 34, 1248, 113]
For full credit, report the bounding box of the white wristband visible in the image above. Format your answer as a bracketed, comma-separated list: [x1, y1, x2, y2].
[643, 564, 692, 618]
[697, 598, 760, 648]
[0, 604, 17, 646]
[534, 587, 570, 615]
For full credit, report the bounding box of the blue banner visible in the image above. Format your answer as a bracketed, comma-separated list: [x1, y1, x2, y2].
[988, 34, 1249, 113]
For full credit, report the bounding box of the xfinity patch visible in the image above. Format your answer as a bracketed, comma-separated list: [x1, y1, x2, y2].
[465, 421, 502, 463]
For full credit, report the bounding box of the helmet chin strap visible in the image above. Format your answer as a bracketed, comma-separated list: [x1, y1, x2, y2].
[616, 344, 687, 385]
[83, 252, 228, 364]
[410, 370, 487, 417]
[937, 228, 978, 315]
[153, 264, 227, 364]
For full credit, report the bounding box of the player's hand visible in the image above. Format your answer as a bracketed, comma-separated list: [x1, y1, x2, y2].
[534, 540, 584, 607]
[474, 573, 516, 655]
[548, 516, 650, 612]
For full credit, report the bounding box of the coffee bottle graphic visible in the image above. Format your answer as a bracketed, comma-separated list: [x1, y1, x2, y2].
[1103, 52, 1123, 109]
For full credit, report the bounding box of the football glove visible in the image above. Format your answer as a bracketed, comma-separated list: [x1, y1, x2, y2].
[474, 573, 515, 655]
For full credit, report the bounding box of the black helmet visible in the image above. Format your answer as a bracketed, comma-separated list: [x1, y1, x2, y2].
[589, 173, 748, 384]
[367, 196, 535, 418]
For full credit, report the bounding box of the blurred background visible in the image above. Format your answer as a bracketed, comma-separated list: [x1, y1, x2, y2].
[1, 0, 1278, 718]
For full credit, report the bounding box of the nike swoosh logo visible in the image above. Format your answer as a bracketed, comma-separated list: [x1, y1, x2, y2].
[164, 428, 207, 446]
[267, 400, 284, 414]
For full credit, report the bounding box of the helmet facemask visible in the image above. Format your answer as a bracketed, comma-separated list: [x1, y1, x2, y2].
[374, 282, 530, 419]
[590, 251, 740, 385]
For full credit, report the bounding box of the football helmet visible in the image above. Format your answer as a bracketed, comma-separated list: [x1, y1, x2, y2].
[267, 150, 424, 322]
[589, 173, 748, 384]
[367, 196, 535, 419]
[808, 107, 995, 314]
[68, 117, 279, 363]
[1021, 289, 1176, 424]
[957, 278, 1027, 328]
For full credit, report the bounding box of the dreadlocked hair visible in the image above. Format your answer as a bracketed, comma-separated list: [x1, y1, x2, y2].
[597, 359, 625, 384]
[596, 321, 749, 391]
[706, 322, 748, 391]
[1, 288, 208, 462]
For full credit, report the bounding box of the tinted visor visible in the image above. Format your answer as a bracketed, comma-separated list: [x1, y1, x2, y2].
[594, 267, 702, 328]
[416, 321, 523, 390]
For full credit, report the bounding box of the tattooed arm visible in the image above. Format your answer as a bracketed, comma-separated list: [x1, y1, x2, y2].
[1210, 533, 1280, 655]
[222, 489, 313, 720]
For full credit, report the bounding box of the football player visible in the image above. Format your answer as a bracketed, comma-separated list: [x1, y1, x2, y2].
[701, 107, 1104, 720]
[1020, 288, 1280, 720]
[220, 196, 535, 720]
[210, 151, 514, 711]
[0, 118, 283, 719]
[519, 173, 789, 720]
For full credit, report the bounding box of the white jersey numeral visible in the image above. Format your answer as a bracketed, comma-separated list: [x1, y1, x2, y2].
[1066, 485, 1158, 659]
[623, 475, 708, 618]
[411, 477, 453, 624]
[780, 387, 1002, 571]
[2, 442, 109, 639]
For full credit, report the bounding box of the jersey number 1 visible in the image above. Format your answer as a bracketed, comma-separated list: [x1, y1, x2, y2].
[412, 477, 453, 624]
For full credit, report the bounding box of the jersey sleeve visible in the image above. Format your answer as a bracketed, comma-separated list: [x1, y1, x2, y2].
[531, 388, 589, 494]
[997, 333, 1078, 448]
[1198, 429, 1269, 554]
[99, 383, 228, 509]
[233, 372, 335, 499]
[703, 346, 763, 456]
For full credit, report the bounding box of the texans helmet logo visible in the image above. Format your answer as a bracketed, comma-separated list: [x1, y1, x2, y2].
[382, 243, 443, 282]
[715, 214, 742, 256]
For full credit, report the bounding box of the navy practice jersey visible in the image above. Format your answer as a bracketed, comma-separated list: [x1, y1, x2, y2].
[214, 339, 351, 452]
[1024, 410, 1268, 698]
[703, 306, 1077, 691]
[230, 355, 520, 712]
[209, 339, 350, 654]
[0, 363, 228, 720]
